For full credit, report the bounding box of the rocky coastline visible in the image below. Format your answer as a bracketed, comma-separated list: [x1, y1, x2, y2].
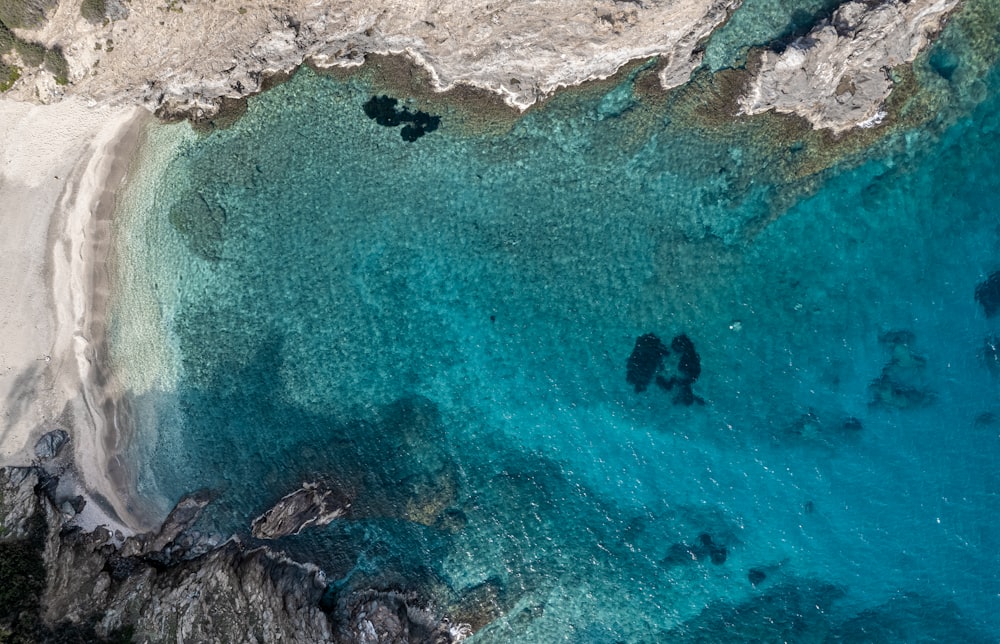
[2, 0, 964, 132]
[0, 439, 469, 642]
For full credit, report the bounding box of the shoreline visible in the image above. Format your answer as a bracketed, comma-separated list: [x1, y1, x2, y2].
[67, 104, 159, 533]
[0, 97, 154, 533]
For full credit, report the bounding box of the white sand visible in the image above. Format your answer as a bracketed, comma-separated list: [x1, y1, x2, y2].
[0, 97, 153, 532]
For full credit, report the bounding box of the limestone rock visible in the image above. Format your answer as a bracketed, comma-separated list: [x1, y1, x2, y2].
[741, 0, 959, 132]
[8, 0, 743, 115]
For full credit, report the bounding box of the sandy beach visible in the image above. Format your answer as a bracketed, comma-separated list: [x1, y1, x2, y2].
[0, 97, 153, 532]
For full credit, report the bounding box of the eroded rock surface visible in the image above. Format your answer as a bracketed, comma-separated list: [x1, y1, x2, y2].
[0, 466, 466, 643]
[1, 0, 962, 131]
[741, 0, 959, 132]
[251, 481, 348, 540]
[9, 0, 742, 115]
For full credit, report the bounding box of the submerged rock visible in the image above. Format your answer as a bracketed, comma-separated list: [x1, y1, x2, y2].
[842, 416, 864, 432]
[975, 271, 1000, 318]
[627, 332, 706, 404]
[654, 334, 705, 406]
[973, 412, 997, 429]
[662, 580, 845, 641]
[363, 94, 441, 142]
[626, 333, 669, 393]
[869, 330, 933, 409]
[671, 334, 702, 382]
[662, 532, 728, 567]
[251, 481, 349, 540]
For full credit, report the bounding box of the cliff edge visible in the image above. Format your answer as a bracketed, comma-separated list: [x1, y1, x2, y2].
[0, 0, 961, 132]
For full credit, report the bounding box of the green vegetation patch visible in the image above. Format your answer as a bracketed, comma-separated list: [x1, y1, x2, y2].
[0, 7, 72, 89]
[42, 45, 67, 84]
[13, 37, 44, 66]
[80, 0, 106, 23]
[0, 0, 57, 29]
[0, 62, 20, 91]
[0, 22, 13, 52]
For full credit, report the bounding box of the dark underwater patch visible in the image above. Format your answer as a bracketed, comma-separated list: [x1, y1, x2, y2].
[363, 94, 441, 142]
[626, 332, 705, 405]
[626, 333, 668, 392]
[662, 580, 844, 641]
[662, 532, 728, 567]
[869, 330, 934, 409]
[167, 191, 227, 261]
[975, 271, 1000, 317]
[929, 46, 961, 80]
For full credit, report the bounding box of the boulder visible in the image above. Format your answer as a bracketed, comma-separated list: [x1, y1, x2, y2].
[33, 429, 68, 460]
[251, 482, 348, 540]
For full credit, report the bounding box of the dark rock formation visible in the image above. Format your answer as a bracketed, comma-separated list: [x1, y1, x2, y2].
[654, 334, 705, 406]
[748, 567, 767, 587]
[626, 333, 669, 393]
[334, 589, 470, 643]
[251, 482, 349, 540]
[842, 416, 863, 431]
[662, 580, 993, 642]
[869, 330, 934, 409]
[363, 94, 441, 142]
[363, 94, 404, 126]
[672, 333, 701, 382]
[974, 411, 997, 429]
[0, 466, 468, 643]
[33, 429, 69, 460]
[975, 271, 1000, 318]
[662, 532, 728, 567]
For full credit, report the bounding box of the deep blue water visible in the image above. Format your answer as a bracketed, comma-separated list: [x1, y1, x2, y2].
[110, 36, 1000, 641]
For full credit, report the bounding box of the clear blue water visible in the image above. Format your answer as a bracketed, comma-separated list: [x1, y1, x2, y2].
[110, 44, 1000, 641]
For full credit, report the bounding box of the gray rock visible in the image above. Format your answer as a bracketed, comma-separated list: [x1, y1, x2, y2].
[741, 0, 959, 132]
[0, 465, 469, 643]
[251, 481, 348, 540]
[33, 429, 69, 460]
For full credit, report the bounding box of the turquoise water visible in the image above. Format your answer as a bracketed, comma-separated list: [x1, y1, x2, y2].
[110, 50, 1000, 640]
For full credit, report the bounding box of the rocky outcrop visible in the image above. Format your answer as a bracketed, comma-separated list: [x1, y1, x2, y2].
[0, 466, 466, 643]
[2, 0, 963, 131]
[251, 481, 348, 540]
[740, 0, 960, 133]
[9, 0, 741, 115]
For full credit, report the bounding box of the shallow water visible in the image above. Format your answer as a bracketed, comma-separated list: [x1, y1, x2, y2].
[110, 47, 1000, 640]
